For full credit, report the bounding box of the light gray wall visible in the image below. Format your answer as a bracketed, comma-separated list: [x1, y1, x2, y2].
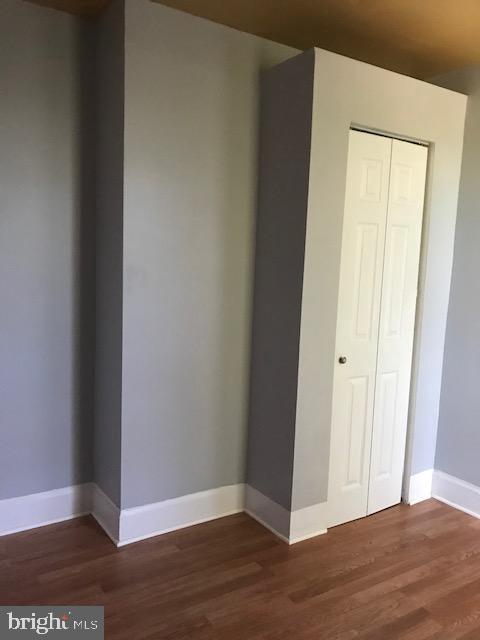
[247, 51, 314, 511]
[0, 0, 95, 499]
[121, 0, 297, 508]
[430, 68, 480, 486]
[94, 0, 125, 506]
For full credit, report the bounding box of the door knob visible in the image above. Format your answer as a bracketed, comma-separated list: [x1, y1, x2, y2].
[338, 356, 347, 364]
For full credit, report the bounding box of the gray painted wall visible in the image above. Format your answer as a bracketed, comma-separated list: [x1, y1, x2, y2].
[0, 0, 468, 516]
[247, 51, 314, 511]
[121, 0, 297, 508]
[431, 68, 480, 486]
[94, 0, 125, 506]
[0, 0, 95, 499]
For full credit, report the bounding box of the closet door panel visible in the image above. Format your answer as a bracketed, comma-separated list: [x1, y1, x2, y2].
[327, 130, 392, 528]
[367, 139, 428, 515]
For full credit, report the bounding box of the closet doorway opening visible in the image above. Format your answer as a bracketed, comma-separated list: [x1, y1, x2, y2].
[327, 129, 428, 528]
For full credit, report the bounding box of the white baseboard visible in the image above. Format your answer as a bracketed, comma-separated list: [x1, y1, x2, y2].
[0, 484, 91, 537]
[0, 482, 244, 545]
[245, 485, 291, 543]
[118, 484, 245, 546]
[0, 481, 326, 547]
[406, 469, 433, 505]
[91, 484, 120, 543]
[290, 501, 327, 543]
[245, 485, 326, 544]
[432, 470, 480, 519]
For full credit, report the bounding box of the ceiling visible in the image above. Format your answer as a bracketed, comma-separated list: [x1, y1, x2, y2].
[27, 0, 480, 78]
[27, 0, 109, 16]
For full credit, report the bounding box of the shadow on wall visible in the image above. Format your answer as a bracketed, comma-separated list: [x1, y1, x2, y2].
[71, 18, 96, 486]
[203, 38, 300, 490]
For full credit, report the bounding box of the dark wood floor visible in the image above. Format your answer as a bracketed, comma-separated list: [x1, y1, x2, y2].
[2, 499, 480, 638]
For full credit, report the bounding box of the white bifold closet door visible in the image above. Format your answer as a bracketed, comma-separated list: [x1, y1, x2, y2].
[327, 129, 427, 528]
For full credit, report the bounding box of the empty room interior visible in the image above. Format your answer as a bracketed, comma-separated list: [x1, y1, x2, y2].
[2, 0, 480, 637]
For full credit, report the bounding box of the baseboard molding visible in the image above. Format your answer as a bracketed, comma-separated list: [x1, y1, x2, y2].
[432, 470, 480, 519]
[407, 469, 433, 505]
[245, 485, 291, 543]
[91, 484, 120, 543]
[0, 484, 91, 537]
[290, 501, 327, 543]
[0, 482, 244, 545]
[245, 485, 327, 544]
[0, 481, 326, 546]
[118, 484, 245, 546]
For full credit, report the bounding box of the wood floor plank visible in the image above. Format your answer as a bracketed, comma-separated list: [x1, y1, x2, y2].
[2, 499, 480, 638]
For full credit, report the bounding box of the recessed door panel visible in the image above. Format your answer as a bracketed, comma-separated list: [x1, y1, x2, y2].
[384, 225, 409, 337]
[360, 160, 383, 202]
[353, 223, 380, 339]
[344, 376, 369, 487]
[374, 370, 398, 479]
[327, 130, 392, 528]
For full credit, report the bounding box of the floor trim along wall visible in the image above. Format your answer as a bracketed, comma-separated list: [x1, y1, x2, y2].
[407, 468, 433, 504]
[0, 484, 92, 537]
[406, 469, 480, 521]
[4, 473, 478, 544]
[13, 475, 469, 544]
[91, 484, 121, 544]
[244, 485, 327, 544]
[432, 470, 480, 520]
[0, 483, 245, 546]
[118, 484, 245, 546]
[244, 485, 291, 543]
[290, 501, 328, 544]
